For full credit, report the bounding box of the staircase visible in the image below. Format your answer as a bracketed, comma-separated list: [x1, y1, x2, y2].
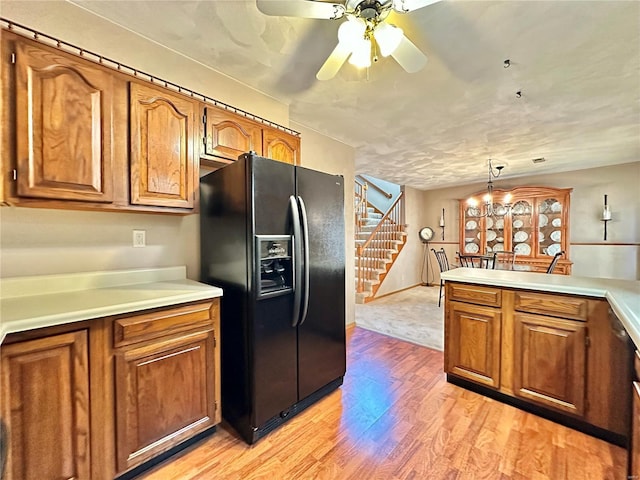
[355, 192, 407, 304]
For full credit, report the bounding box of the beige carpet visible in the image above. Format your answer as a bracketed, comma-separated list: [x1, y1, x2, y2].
[355, 285, 444, 351]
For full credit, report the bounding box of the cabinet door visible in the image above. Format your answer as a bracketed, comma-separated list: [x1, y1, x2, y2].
[202, 106, 262, 161]
[513, 312, 586, 416]
[631, 382, 640, 478]
[130, 82, 196, 208]
[446, 301, 501, 388]
[262, 127, 300, 165]
[115, 330, 217, 472]
[1, 331, 90, 480]
[14, 40, 113, 203]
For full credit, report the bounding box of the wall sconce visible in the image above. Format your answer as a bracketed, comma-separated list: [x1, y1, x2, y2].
[439, 208, 445, 240]
[601, 194, 612, 241]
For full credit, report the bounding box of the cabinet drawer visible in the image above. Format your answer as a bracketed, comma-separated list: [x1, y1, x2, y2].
[514, 291, 587, 321]
[448, 283, 501, 308]
[113, 301, 216, 348]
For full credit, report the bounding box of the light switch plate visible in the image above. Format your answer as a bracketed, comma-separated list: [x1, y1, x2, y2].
[133, 230, 146, 248]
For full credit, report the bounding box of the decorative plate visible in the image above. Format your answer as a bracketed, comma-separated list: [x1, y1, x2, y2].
[486, 246, 493, 253]
[547, 243, 561, 256]
[514, 230, 528, 242]
[539, 231, 545, 242]
[496, 236, 504, 242]
[551, 201, 562, 213]
[477, 232, 482, 240]
[493, 243, 505, 252]
[539, 214, 548, 228]
[486, 217, 493, 229]
[466, 207, 481, 217]
[513, 219, 524, 229]
[487, 231, 497, 242]
[464, 242, 479, 254]
[494, 205, 508, 216]
[552, 218, 562, 227]
[465, 237, 475, 243]
[514, 243, 532, 255]
[495, 219, 504, 229]
[550, 230, 562, 242]
[465, 220, 478, 230]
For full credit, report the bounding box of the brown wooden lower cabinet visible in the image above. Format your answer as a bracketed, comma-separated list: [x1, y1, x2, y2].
[445, 282, 631, 441]
[115, 329, 218, 473]
[0, 331, 91, 480]
[0, 298, 221, 480]
[513, 313, 586, 416]
[631, 381, 640, 477]
[446, 301, 501, 388]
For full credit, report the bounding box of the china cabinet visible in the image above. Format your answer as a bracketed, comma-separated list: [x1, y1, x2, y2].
[458, 186, 572, 274]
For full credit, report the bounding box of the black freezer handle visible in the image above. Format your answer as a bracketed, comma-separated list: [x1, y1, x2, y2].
[289, 195, 303, 327]
[298, 196, 310, 325]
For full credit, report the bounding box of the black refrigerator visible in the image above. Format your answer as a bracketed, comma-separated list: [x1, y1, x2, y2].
[200, 152, 346, 444]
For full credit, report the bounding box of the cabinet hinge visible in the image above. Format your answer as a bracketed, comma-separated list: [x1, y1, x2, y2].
[585, 336, 591, 347]
[11, 169, 17, 181]
[11, 52, 16, 64]
[213, 335, 217, 348]
[214, 400, 218, 411]
[202, 109, 207, 125]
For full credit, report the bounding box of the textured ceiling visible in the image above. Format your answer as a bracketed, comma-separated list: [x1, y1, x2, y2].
[68, 0, 640, 190]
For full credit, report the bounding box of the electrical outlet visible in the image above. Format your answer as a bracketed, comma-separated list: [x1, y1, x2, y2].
[132, 230, 146, 248]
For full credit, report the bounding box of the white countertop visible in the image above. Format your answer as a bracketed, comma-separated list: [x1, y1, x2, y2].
[0, 266, 223, 343]
[441, 268, 640, 346]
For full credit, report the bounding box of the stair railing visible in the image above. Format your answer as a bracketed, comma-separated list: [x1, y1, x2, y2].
[356, 174, 392, 199]
[354, 179, 368, 235]
[356, 191, 405, 294]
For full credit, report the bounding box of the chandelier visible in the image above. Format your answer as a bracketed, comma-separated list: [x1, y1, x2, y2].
[466, 159, 512, 218]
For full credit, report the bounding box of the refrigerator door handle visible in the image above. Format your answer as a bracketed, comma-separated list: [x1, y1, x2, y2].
[289, 195, 303, 327]
[298, 196, 310, 325]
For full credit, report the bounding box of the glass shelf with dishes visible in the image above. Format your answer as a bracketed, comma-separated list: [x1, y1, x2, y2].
[537, 197, 563, 257]
[463, 205, 482, 254]
[486, 205, 506, 253]
[458, 186, 572, 274]
[511, 200, 533, 257]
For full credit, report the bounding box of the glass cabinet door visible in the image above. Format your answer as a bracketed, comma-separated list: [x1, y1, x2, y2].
[487, 203, 507, 253]
[537, 197, 563, 257]
[511, 200, 533, 257]
[463, 205, 482, 254]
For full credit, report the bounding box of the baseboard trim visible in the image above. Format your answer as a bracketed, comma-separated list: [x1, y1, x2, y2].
[373, 283, 425, 300]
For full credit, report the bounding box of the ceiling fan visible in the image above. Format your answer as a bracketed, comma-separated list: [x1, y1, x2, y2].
[256, 0, 441, 80]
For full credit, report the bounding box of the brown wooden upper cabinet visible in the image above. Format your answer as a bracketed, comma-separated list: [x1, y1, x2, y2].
[201, 105, 300, 166]
[262, 126, 300, 165]
[10, 37, 114, 204]
[130, 82, 197, 209]
[202, 106, 263, 161]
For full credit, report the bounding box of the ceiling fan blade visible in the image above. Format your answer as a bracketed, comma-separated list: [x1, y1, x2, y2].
[256, 0, 346, 19]
[316, 42, 352, 80]
[392, 0, 441, 13]
[390, 34, 427, 73]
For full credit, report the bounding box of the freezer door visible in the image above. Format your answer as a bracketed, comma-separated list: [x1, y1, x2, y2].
[246, 154, 299, 427]
[295, 167, 346, 400]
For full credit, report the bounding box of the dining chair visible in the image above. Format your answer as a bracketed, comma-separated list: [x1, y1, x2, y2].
[431, 248, 452, 307]
[458, 253, 492, 269]
[493, 251, 517, 270]
[546, 251, 564, 274]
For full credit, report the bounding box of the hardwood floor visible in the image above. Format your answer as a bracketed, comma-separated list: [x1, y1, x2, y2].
[137, 326, 626, 480]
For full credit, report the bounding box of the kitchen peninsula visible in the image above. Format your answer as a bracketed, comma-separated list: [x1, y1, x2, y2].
[440, 267, 640, 474]
[0, 267, 223, 480]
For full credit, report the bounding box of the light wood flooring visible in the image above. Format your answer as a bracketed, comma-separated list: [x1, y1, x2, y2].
[138, 326, 626, 479]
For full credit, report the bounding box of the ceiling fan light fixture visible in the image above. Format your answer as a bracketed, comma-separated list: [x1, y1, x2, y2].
[373, 22, 404, 57]
[348, 37, 372, 68]
[338, 16, 366, 45]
